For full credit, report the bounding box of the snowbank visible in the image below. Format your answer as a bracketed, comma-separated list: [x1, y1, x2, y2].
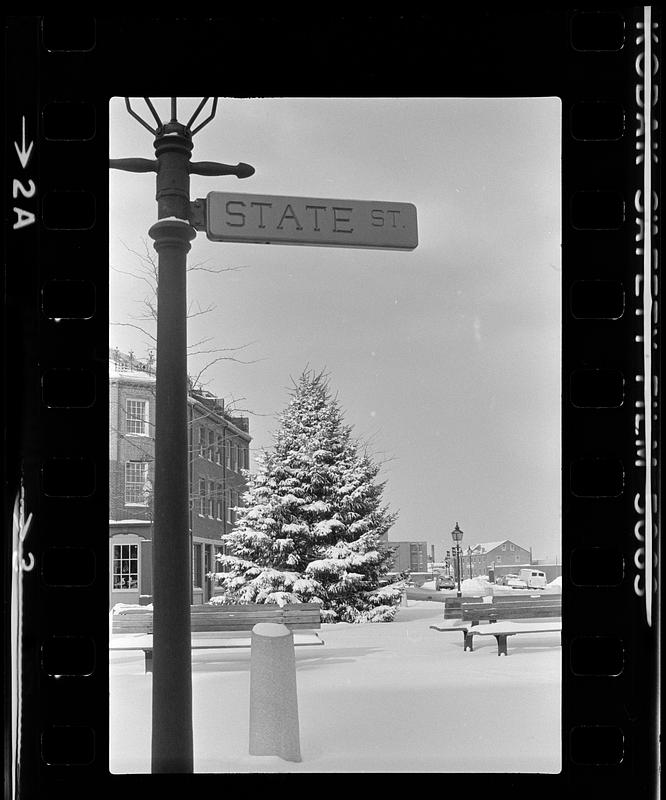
[111, 602, 153, 614]
[460, 577, 494, 596]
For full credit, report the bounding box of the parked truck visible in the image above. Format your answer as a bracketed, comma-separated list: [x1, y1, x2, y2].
[519, 568, 547, 589]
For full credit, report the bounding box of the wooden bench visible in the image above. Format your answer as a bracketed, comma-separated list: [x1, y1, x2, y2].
[461, 596, 561, 625]
[430, 619, 562, 655]
[110, 603, 324, 673]
[430, 595, 561, 654]
[459, 621, 561, 655]
[442, 596, 484, 619]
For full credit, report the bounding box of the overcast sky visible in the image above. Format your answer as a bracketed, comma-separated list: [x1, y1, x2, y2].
[110, 97, 561, 562]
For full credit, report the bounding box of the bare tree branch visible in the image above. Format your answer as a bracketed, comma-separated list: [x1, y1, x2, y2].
[186, 302, 216, 319]
[187, 263, 250, 274]
[110, 321, 157, 343]
[190, 353, 265, 387]
[112, 237, 264, 414]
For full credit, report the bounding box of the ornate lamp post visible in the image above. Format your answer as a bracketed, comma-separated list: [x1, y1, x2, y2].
[110, 97, 254, 774]
[451, 522, 464, 598]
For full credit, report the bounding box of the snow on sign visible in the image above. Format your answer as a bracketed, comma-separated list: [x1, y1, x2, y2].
[203, 191, 418, 250]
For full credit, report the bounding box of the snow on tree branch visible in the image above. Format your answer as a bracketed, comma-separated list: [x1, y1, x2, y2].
[213, 369, 402, 622]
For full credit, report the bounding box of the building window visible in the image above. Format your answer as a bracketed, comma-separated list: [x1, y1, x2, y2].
[502, 544, 507, 551]
[199, 478, 206, 516]
[216, 435, 223, 465]
[226, 488, 232, 523]
[216, 483, 223, 519]
[208, 430, 215, 461]
[515, 555, 520, 562]
[199, 427, 206, 457]
[125, 461, 149, 505]
[112, 543, 138, 590]
[192, 543, 202, 588]
[126, 399, 149, 435]
[231, 442, 238, 472]
[208, 480, 215, 517]
[225, 440, 231, 468]
[496, 556, 501, 563]
[509, 543, 515, 551]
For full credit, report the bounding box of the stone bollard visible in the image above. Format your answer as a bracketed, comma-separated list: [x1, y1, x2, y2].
[248, 622, 301, 762]
[401, 588, 408, 607]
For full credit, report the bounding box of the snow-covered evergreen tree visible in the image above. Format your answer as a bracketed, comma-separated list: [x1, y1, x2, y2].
[213, 369, 402, 622]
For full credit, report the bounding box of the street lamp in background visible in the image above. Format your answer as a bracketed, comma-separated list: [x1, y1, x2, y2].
[451, 522, 464, 597]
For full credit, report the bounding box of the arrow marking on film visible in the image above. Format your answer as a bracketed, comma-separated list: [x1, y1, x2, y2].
[14, 117, 33, 169]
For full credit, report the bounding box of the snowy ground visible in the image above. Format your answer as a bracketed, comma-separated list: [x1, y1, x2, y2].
[110, 599, 561, 774]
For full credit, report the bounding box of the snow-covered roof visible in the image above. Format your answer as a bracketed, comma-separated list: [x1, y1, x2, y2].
[109, 365, 156, 382]
[466, 540, 506, 553]
[466, 540, 528, 554]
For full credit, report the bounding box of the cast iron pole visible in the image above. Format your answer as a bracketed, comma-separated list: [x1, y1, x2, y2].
[456, 546, 461, 596]
[111, 98, 254, 774]
[149, 119, 195, 773]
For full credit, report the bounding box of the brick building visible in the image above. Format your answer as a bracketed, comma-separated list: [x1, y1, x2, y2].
[388, 540, 429, 573]
[455, 539, 532, 579]
[109, 348, 251, 608]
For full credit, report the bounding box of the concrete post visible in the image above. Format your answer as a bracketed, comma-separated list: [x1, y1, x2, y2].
[249, 623, 301, 762]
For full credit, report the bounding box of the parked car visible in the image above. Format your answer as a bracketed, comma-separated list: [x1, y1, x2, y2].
[437, 575, 456, 590]
[497, 573, 527, 588]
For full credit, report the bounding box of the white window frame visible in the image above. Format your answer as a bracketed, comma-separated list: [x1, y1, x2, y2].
[126, 398, 149, 436]
[215, 435, 223, 465]
[198, 427, 206, 458]
[226, 488, 232, 523]
[112, 543, 139, 591]
[208, 430, 215, 461]
[125, 461, 149, 506]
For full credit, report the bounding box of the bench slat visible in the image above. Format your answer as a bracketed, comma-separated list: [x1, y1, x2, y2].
[111, 603, 322, 636]
[492, 595, 560, 603]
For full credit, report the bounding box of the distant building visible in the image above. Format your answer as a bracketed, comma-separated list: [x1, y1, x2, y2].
[458, 539, 532, 579]
[109, 348, 251, 608]
[388, 541, 429, 573]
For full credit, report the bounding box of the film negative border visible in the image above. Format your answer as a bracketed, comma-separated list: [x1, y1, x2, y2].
[2, 10, 660, 797]
[564, 7, 654, 787]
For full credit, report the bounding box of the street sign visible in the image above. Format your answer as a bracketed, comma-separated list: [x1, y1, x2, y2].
[201, 191, 418, 250]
